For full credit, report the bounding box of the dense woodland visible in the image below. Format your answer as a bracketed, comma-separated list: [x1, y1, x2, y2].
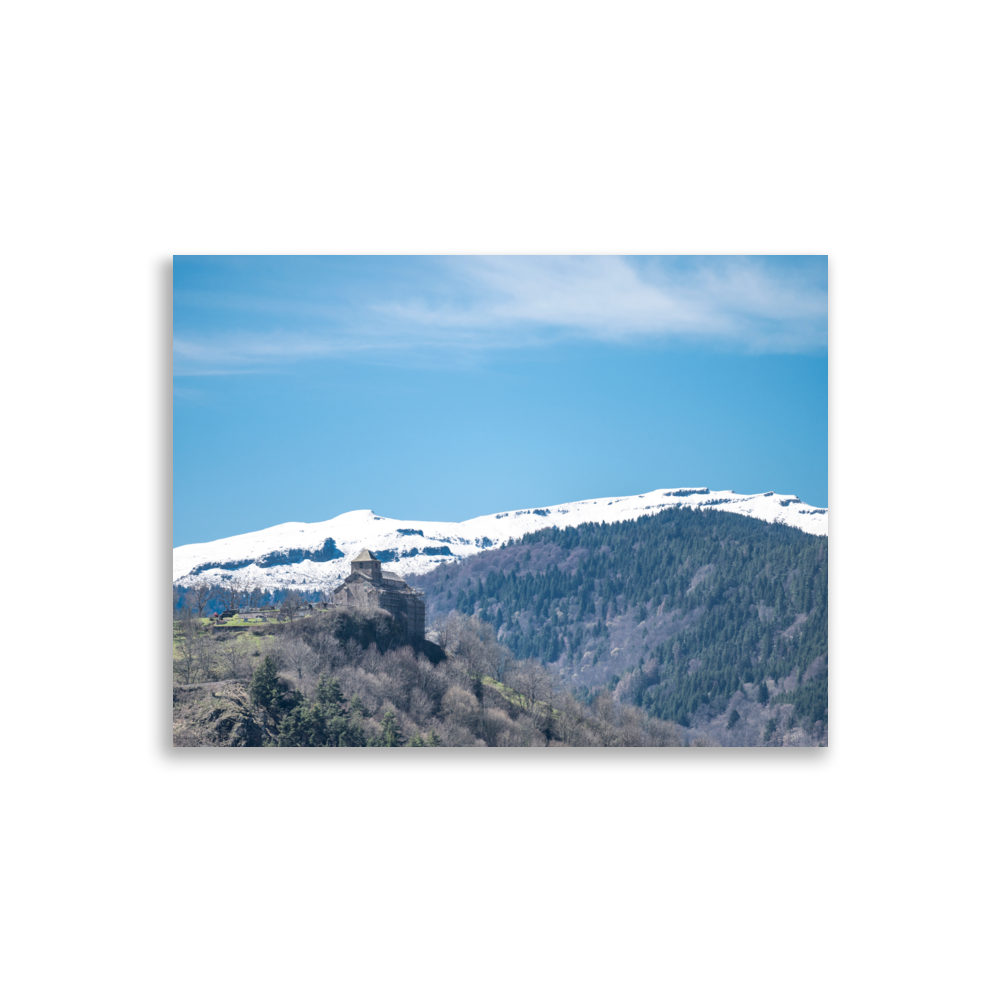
[411, 507, 828, 741]
[174, 507, 827, 747]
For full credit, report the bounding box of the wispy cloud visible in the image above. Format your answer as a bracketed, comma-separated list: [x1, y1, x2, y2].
[173, 255, 826, 374]
[399, 256, 827, 346]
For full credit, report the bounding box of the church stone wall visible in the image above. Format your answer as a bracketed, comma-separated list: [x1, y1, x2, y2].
[333, 551, 426, 642]
[378, 588, 425, 642]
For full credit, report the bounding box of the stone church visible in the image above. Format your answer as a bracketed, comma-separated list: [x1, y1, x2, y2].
[331, 549, 426, 641]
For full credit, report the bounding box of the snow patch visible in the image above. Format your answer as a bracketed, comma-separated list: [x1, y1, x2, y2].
[174, 487, 828, 591]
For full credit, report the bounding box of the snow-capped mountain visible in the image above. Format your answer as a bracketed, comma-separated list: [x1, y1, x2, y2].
[173, 488, 828, 593]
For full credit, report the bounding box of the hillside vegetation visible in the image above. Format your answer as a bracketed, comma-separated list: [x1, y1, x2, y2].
[411, 507, 828, 744]
[173, 508, 827, 747]
[173, 606, 692, 747]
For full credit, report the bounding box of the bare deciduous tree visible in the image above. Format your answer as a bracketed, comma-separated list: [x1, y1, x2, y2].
[588, 690, 621, 745]
[219, 635, 255, 681]
[280, 590, 303, 622]
[433, 613, 463, 654]
[646, 717, 683, 747]
[175, 608, 215, 683]
[438, 612, 512, 686]
[175, 608, 198, 684]
[186, 581, 217, 618]
[618, 704, 646, 746]
[244, 586, 265, 610]
[479, 707, 511, 747]
[278, 636, 319, 685]
[220, 578, 243, 611]
[441, 686, 479, 730]
[510, 659, 550, 714]
[490, 641, 512, 683]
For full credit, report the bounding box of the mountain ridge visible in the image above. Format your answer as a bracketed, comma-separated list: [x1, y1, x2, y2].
[173, 487, 828, 591]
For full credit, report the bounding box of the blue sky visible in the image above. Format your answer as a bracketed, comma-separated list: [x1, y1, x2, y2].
[174, 255, 827, 546]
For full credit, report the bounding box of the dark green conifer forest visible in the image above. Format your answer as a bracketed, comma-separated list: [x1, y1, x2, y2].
[414, 507, 828, 733]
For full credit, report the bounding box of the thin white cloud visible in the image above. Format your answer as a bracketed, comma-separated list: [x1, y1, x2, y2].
[414, 255, 827, 346]
[450, 255, 712, 334]
[173, 256, 826, 374]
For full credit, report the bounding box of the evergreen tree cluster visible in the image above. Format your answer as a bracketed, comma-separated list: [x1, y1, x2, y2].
[417, 507, 827, 729]
[251, 655, 441, 747]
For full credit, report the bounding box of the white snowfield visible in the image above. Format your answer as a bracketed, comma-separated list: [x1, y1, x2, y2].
[173, 488, 828, 591]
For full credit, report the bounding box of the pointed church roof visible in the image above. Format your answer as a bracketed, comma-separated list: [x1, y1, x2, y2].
[352, 548, 379, 563]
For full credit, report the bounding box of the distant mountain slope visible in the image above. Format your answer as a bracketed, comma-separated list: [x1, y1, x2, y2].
[173, 488, 828, 591]
[411, 506, 828, 742]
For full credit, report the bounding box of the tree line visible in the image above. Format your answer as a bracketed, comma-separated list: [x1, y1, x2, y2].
[414, 506, 828, 730]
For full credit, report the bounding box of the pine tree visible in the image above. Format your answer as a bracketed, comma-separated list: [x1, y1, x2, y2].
[277, 703, 326, 746]
[316, 675, 344, 710]
[375, 709, 402, 747]
[250, 655, 282, 712]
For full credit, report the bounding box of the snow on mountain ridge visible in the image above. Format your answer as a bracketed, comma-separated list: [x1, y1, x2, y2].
[173, 488, 828, 591]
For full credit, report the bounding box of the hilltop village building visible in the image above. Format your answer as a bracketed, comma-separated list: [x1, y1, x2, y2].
[331, 549, 426, 641]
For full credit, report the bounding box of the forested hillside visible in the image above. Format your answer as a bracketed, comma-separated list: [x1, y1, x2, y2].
[173, 508, 828, 746]
[411, 507, 828, 743]
[173, 606, 688, 747]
